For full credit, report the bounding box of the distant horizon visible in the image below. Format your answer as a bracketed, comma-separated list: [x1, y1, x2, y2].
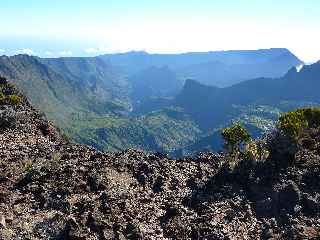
[1, 48, 318, 64]
[1, 0, 319, 62]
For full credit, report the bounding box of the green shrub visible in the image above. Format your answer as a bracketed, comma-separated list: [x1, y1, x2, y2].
[278, 108, 320, 140]
[0, 89, 22, 106]
[61, 132, 71, 142]
[0, 93, 5, 104]
[222, 123, 251, 156]
[52, 152, 60, 162]
[7, 94, 22, 106]
[24, 162, 34, 173]
[51, 152, 62, 170]
[245, 139, 269, 162]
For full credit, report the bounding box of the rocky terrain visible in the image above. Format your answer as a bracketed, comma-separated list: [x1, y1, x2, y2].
[0, 78, 320, 239]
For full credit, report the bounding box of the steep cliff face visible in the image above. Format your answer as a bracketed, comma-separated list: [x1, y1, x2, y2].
[0, 55, 131, 127]
[175, 61, 320, 129]
[1, 78, 320, 239]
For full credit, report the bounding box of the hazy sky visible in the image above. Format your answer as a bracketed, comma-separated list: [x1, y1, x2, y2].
[0, 0, 319, 62]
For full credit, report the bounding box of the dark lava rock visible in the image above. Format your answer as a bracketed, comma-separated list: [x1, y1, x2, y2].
[278, 180, 301, 213]
[1, 79, 320, 239]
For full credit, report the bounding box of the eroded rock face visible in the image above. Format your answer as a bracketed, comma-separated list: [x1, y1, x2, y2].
[0, 80, 320, 239]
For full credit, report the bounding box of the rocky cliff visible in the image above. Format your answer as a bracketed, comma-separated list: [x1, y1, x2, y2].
[0, 78, 319, 239]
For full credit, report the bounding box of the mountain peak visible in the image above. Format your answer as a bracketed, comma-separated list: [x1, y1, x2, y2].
[183, 79, 218, 91]
[284, 66, 298, 78]
[184, 78, 201, 87]
[123, 50, 149, 56]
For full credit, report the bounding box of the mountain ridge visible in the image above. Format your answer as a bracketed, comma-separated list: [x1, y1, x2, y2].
[169, 61, 320, 156]
[0, 50, 308, 155]
[100, 48, 303, 87]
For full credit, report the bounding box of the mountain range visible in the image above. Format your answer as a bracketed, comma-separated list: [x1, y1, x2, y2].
[171, 62, 320, 156]
[99, 48, 303, 87]
[0, 48, 310, 156]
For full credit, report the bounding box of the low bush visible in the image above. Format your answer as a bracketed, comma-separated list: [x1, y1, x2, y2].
[0, 94, 22, 106]
[245, 139, 269, 162]
[278, 108, 320, 140]
[24, 162, 34, 173]
[7, 94, 22, 106]
[222, 123, 251, 162]
[0, 93, 5, 104]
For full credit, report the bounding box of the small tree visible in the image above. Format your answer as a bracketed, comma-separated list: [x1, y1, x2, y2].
[278, 108, 320, 141]
[278, 109, 307, 141]
[8, 94, 22, 106]
[222, 123, 251, 160]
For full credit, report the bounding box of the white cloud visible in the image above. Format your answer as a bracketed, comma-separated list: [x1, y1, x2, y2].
[16, 48, 36, 55]
[45, 51, 54, 56]
[0, 49, 5, 53]
[59, 50, 72, 56]
[84, 46, 109, 54]
[84, 48, 99, 54]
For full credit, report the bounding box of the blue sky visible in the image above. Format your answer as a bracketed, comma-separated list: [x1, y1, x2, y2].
[0, 0, 319, 62]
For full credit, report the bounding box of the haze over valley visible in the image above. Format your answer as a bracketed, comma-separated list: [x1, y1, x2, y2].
[0, 48, 311, 156]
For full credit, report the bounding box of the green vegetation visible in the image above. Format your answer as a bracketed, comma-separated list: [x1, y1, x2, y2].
[24, 162, 34, 173]
[52, 152, 61, 162]
[222, 123, 251, 157]
[245, 140, 269, 162]
[0, 94, 22, 106]
[67, 108, 202, 153]
[0, 79, 23, 130]
[48, 152, 61, 171]
[7, 94, 22, 105]
[0, 77, 22, 106]
[0, 92, 5, 104]
[278, 108, 320, 140]
[0, 54, 317, 157]
[61, 132, 71, 142]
